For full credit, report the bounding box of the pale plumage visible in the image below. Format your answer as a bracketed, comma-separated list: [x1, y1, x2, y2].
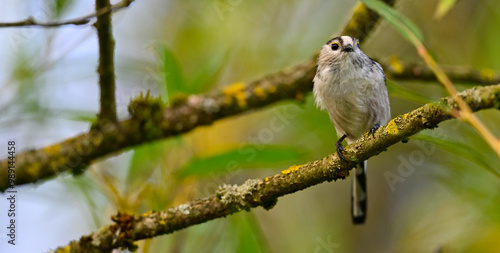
[313, 36, 390, 224]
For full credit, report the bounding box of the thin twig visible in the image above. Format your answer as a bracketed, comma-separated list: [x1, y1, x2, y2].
[50, 84, 500, 253]
[0, 0, 134, 28]
[95, 0, 118, 124]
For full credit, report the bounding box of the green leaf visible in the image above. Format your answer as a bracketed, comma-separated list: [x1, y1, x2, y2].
[62, 175, 103, 228]
[126, 141, 167, 189]
[52, 0, 73, 18]
[178, 145, 307, 178]
[155, 45, 226, 103]
[434, 0, 458, 19]
[386, 80, 433, 105]
[126, 137, 186, 191]
[188, 52, 226, 94]
[360, 0, 423, 43]
[230, 212, 270, 253]
[158, 45, 187, 102]
[414, 132, 500, 179]
[53, 109, 97, 123]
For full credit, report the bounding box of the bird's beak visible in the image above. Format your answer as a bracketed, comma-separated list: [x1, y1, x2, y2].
[342, 45, 354, 52]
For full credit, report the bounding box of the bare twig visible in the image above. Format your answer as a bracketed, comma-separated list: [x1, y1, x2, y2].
[95, 0, 118, 124]
[0, 0, 134, 28]
[51, 84, 500, 253]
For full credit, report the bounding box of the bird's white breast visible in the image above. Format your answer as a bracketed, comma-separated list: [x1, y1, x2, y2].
[313, 58, 389, 143]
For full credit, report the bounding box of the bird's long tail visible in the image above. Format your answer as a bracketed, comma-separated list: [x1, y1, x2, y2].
[351, 160, 367, 224]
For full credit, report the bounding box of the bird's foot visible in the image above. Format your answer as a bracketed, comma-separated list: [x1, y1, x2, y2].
[369, 124, 380, 138]
[336, 134, 348, 161]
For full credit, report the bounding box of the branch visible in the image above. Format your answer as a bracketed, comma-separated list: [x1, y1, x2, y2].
[51, 84, 500, 253]
[0, 0, 134, 28]
[94, 0, 118, 124]
[0, 0, 397, 192]
[381, 59, 500, 85]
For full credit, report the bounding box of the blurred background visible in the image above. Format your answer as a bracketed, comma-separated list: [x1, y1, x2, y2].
[0, 0, 499, 252]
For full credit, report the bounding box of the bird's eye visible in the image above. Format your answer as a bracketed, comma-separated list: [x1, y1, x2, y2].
[357, 41, 360, 49]
[331, 42, 340, 51]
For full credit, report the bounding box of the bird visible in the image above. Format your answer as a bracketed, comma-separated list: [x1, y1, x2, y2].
[313, 36, 390, 224]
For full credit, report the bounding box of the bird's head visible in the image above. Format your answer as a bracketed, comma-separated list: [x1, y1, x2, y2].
[317, 36, 362, 67]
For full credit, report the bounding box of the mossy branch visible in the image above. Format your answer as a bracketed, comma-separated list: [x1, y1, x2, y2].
[0, 0, 134, 28]
[0, 0, 397, 192]
[50, 84, 500, 253]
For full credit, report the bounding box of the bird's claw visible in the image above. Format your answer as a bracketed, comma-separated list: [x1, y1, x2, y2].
[336, 134, 348, 161]
[369, 124, 380, 138]
[336, 142, 346, 161]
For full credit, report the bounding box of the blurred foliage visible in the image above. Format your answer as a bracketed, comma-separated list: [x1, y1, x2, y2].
[126, 139, 170, 191]
[361, 0, 423, 43]
[53, 109, 97, 123]
[393, 126, 500, 252]
[177, 145, 308, 178]
[414, 131, 500, 178]
[434, 0, 458, 19]
[156, 44, 224, 103]
[0, 51, 49, 128]
[65, 173, 106, 228]
[53, 0, 73, 18]
[387, 80, 433, 105]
